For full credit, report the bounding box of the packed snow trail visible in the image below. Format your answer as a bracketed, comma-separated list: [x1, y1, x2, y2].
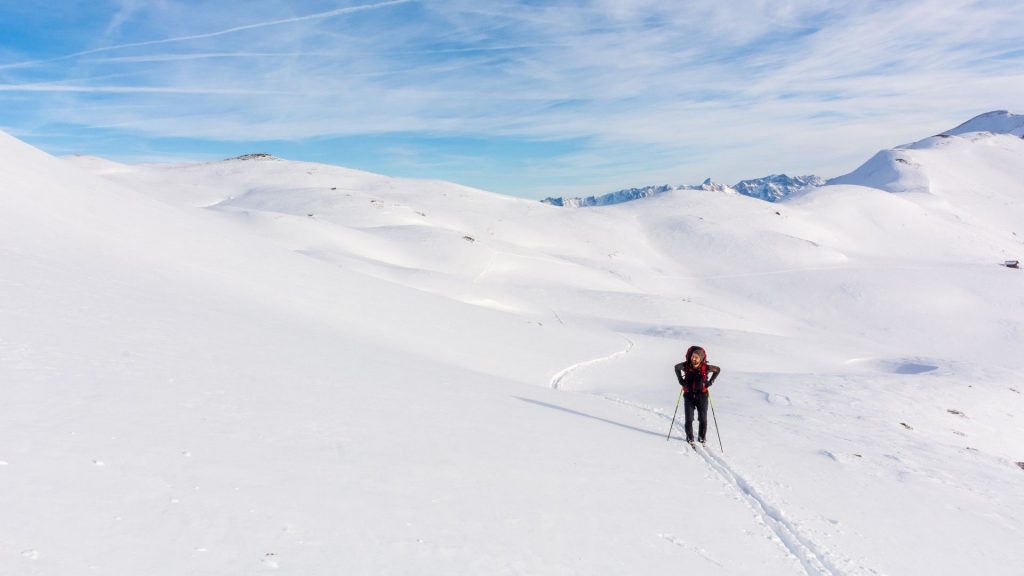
[548, 337, 633, 390]
[694, 444, 852, 576]
[547, 327, 881, 574]
[547, 331, 875, 576]
[601, 393, 880, 576]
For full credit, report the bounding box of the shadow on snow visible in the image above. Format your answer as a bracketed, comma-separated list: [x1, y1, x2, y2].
[514, 396, 663, 438]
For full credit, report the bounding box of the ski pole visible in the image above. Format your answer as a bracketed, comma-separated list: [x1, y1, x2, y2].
[709, 392, 724, 452]
[666, 387, 684, 441]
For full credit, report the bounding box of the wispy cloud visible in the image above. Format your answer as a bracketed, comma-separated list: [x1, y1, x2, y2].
[1, 0, 1022, 197]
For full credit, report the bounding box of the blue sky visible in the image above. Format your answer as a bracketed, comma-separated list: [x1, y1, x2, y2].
[1, 0, 1022, 199]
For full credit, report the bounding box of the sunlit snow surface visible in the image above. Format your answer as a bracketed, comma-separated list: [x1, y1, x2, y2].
[3, 116, 1023, 575]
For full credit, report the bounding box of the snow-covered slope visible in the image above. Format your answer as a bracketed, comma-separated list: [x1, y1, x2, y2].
[5, 111, 1024, 576]
[3, 133, 695, 574]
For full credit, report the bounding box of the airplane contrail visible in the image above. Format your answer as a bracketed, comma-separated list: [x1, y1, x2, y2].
[0, 0, 414, 70]
[0, 84, 296, 95]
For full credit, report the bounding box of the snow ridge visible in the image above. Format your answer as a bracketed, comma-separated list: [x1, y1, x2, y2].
[942, 110, 1024, 138]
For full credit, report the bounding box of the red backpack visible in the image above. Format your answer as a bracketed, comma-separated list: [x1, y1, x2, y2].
[685, 345, 708, 391]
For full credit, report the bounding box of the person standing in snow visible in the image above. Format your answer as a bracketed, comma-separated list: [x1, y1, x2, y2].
[673, 346, 720, 444]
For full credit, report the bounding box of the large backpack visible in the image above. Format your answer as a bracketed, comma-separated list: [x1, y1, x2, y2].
[685, 345, 708, 389]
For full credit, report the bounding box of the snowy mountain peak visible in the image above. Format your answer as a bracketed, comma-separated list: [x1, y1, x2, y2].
[829, 109, 1023, 194]
[695, 177, 731, 192]
[943, 110, 1024, 137]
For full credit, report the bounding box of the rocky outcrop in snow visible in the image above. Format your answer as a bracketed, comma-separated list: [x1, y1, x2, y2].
[732, 174, 826, 202]
[543, 175, 821, 207]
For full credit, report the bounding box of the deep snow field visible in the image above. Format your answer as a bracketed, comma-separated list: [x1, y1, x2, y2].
[2, 111, 1023, 575]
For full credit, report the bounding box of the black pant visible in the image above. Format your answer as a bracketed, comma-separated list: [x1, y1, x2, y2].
[684, 392, 709, 441]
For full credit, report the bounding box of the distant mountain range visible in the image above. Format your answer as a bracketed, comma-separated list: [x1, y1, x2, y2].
[542, 174, 825, 206]
[544, 110, 1023, 208]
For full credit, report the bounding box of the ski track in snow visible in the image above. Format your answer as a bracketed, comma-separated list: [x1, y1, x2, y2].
[694, 444, 859, 576]
[547, 334, 877, 575]
[548, 336, 634, 390]
[593, 395, 872, 576]
[658, 533, 725, 568]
